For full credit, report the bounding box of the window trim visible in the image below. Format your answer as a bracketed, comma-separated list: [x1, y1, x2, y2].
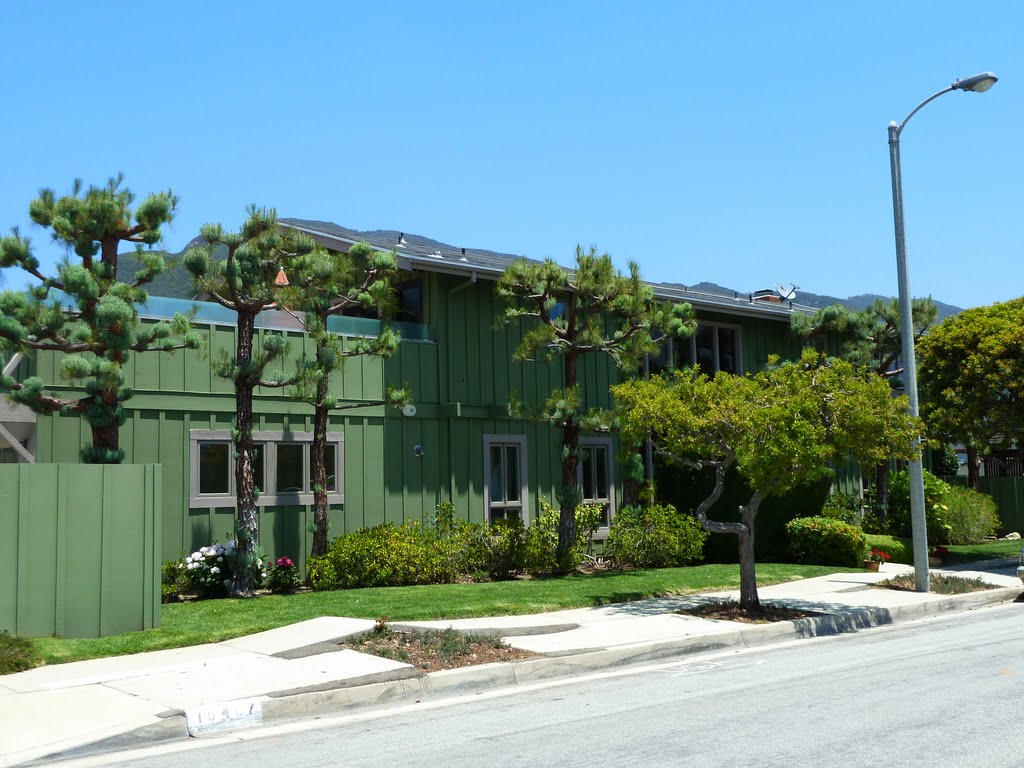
[189, 429, 344, 508]
[647, 320, 744, 376]
[578, 436, 616, 533]
[482, 434, 529, 525]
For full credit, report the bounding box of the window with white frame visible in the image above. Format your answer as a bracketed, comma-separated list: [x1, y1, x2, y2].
[579, 437, 615, 528]
[671, 321, 742, 375]
[189, 430, 343, 507]
[483, 435, 528, 523]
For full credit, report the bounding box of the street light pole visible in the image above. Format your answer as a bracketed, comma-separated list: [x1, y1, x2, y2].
[887, 72, 997, 593]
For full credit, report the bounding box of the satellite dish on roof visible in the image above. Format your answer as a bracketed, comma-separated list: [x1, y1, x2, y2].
[775, 283, 799, 302]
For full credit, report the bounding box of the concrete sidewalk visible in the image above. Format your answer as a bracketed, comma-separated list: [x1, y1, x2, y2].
[3, 563, 1020, 767]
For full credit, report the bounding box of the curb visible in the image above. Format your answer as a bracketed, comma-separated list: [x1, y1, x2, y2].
[22, 584, 1021, 766]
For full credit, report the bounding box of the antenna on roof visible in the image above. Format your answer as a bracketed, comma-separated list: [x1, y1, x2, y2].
[397, 233, 407, 248]
[775, 283, 799, 302]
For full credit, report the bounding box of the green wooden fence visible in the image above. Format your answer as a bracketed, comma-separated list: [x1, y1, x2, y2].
[0, 464, 162, 639]
[979, 477, 1024, 535]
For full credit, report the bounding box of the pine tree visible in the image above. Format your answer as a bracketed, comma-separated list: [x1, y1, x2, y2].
[184, 207, 321, 596]
[283, 240, 406, 557]
[496, 246, 693, 567]
[0, 175, 201, 463]
[791, 297, 938, 517]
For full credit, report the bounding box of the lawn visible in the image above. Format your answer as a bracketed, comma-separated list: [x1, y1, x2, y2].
[31, 563, 852, 666]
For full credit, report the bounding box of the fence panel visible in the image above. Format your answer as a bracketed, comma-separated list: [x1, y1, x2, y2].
[979, 477, 1024, 536]
[0, 464, 161, 638]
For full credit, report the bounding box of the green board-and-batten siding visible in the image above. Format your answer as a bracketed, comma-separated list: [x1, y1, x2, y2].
[20, 274, 807, 567]
[0, 464, 161, 638]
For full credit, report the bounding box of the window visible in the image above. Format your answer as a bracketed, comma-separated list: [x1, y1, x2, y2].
[483, 435, 528, 523]
[189, 430, 343, 507]
[579, 437, 615, 528]
[396, 279, 424, 324]
[671, 322, 742, 375]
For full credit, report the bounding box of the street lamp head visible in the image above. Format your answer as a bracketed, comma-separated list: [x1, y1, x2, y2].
[953, 72, 998, 93]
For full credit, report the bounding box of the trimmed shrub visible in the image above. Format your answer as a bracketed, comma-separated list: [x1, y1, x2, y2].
[786, 516, 867, 567]
[864, 534, 913, 564]
[479, 517, 528, 580]
[943, 486, 1001, 544]
[523, 502, 603, 574]
[0, 630, 38, 675]
[161, 559, 186, 603]
[306, 553, 338, 591]
[323, 523, 433, 589]
[888, 470, 953, 544]
[819, 492, 863, 527]
[605, 504, 708, 569]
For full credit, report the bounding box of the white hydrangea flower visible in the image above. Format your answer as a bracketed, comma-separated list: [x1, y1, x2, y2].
[210, 566, 220, 574]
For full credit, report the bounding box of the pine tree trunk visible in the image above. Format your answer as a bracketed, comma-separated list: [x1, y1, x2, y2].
[737, 493, 762, 611]
[966, 446, 980, 491]
[556, 353, 580, 569]
[231, 312, 259, 598]
[87, 415, 121, 464]
[873, 462, 890, 521]
[310, 374, 331, 558]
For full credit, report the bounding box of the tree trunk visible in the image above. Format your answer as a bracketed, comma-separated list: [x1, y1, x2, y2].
[556, 353, 580, 569]
[231, 312, 259, 597]
[873, 462, 890, 521]
[737, 492, 763, 611]
[86, 409, 121, 464]
[310, 373, 331, 558]
[966, 446, 980, 491]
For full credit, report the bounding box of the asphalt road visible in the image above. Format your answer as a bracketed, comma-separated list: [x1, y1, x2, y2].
[86, 600, 1024, 768]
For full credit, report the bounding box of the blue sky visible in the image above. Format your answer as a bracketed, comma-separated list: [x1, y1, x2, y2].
[1, 1, 1019, 309]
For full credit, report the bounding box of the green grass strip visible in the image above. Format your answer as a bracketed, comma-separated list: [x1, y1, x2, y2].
[32, 563, 851, 666]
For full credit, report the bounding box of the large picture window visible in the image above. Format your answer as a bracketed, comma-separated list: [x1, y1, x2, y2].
[483, 435, 528, 523]
[645, 323, 742, 378]
[189, 430, 344, 508]
[673, 322, 742, 375]
[579, 437, 615, 529]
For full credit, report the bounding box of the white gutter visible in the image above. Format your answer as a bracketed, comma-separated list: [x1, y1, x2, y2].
[2, 352, 24, 377]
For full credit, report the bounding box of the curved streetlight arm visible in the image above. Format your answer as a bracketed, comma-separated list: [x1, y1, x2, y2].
[891, 86, 956, 138]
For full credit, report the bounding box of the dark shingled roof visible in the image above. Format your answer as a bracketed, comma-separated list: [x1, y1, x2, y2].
[280, 219, 814, 320]
[115, 219, 814, 319]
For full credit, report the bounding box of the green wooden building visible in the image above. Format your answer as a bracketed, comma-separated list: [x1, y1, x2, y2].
[1, 221, 828, 571]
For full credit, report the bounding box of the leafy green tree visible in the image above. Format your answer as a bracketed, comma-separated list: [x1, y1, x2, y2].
[0, 176, 201, 463]
[184, 207, 323, 596]
[496, 246, 694, 567]
[918, 297, 1024, 489]
[791, 297, 938, 516]
[613, 351, 920, 609]
[283, 241, 406, 557]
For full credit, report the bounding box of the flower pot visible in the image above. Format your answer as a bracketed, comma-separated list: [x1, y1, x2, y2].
[864, 560, 880, 572]
[928, 556, 943, 568]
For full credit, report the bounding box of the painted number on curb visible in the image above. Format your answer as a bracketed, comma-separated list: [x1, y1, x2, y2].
[186, 699, 264, 736]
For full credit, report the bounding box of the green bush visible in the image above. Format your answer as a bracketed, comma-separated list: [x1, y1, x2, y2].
[479, 517, 528, 580]
[888, 470, 953, 544]
[322, 523, 435, 589]
[819, 492, 863, 527]
[864, 534, 913, 564]
[523, 501, 603, 574]
[306, 553, 338, 591]
[786, 516, 867, 567]
[161, 558, 186, 603]
[943, 486, 1001, 544]
[605, 504, 707, 569]
[0, 630, 38, 675]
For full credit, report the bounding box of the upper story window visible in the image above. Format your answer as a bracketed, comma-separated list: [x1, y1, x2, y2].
[483, 435, 528, 524]
[397, 279, 424, 324]
[644, 322, 742, 378]
[189, 430, 343, 508]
